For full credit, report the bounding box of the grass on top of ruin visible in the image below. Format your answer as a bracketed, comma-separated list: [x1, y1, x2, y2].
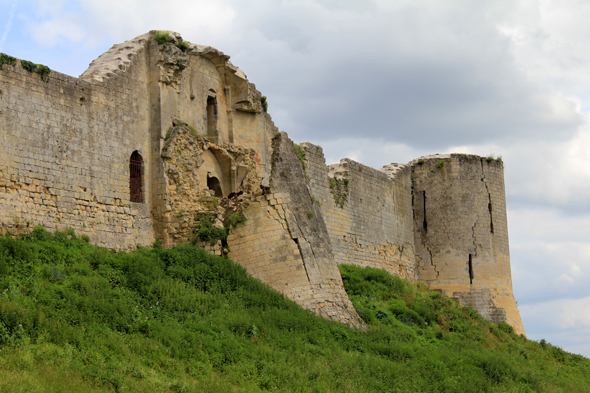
[0, 227, 588, 392]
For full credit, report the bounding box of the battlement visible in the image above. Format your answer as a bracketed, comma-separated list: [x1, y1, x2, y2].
[0, 31, 524, 334]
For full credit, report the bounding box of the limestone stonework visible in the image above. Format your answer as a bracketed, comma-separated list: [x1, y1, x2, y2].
[0, 31, 524, 333]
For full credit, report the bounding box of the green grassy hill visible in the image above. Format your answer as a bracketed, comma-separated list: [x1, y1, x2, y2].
[0, 227, 588, 392]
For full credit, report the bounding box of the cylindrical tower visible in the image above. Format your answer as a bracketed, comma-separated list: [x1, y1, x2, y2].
[411, 154, 524, 335]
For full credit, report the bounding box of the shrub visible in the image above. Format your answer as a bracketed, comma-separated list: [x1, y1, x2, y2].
[435, 160, 445, 169]
[307, 211, 314, 219]
[417, 159, 424, 165]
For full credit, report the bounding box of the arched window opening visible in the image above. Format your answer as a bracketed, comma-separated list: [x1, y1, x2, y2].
[206, 96, 218, 140]
[207, 175, 223, 197]
[130, 151, 144, 203]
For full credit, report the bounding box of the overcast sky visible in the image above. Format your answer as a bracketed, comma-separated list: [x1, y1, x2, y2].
[1, 0, 589, 358]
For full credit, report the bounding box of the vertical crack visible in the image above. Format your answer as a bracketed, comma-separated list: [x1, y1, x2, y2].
[422, 191, 427, 232]
[481, 159, 494, 234]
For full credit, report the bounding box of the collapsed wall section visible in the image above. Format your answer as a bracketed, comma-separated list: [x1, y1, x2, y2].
[228, 133, 363, 327]
[0, 48, 155, 250]
[411, 154, 524, 334]
[302, 144, 416, 280]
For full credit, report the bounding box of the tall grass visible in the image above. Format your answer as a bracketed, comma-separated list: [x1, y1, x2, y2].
[0, 227, 588, 392]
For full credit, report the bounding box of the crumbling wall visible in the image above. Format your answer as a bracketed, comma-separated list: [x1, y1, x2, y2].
[0, 45, 155, 250]
[302, 144, 416, 280]
[156, 122, 263, 248]
[411, 154, 524, 335]
[228, 133, 363, 328]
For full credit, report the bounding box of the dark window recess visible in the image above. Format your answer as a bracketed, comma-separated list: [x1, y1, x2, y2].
[422, 191, 427, 232]
[207, 176, 223, 197]
[206, 96, 217, 139]
[130, 151, 143, 203]
[468, 254, 474, 284]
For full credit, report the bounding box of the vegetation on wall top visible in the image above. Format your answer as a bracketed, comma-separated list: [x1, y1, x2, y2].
[0, 53, 17, 70]
[19, 59, 51, 82]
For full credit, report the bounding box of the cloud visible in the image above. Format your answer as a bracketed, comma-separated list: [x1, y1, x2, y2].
[520, 296, 590, 358]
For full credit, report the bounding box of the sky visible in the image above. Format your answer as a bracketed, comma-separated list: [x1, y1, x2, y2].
[1, 0, 589, 358]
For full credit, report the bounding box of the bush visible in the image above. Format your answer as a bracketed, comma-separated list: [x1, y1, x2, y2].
[436, 160, 445, 169]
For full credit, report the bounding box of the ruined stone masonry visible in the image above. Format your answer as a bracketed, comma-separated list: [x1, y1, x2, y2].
[0, 31, 524, 334]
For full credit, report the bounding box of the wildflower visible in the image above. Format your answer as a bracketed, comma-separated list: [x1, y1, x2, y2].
[146, 317, 148, 319]
[150, 306, 153, 309]
[156, 302, 159, 305]
[136, 305, 138, 308]
[18, 324, 22, 327]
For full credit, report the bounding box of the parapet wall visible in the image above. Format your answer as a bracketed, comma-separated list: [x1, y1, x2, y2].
[0, 45, 155, 250]
[303, 144, 416, 280]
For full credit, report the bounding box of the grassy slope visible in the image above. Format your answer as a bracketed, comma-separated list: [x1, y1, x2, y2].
[0, 228, 588, 392]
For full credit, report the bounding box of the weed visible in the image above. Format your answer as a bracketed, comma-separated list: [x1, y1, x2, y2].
[260, 96, 268, 112]
[227, 213, 247, 228]
[165, 126, 172, 139]
[19, 60, 50, 82]
[154, 32, 171, 46]
[20, 60, 36, 73]
[0, 53, 17, 70]
[36, 64, 51, 82]
[293, 143, 305, 169]
[176, 40, 190, 52]
[417, 159, 424, 165]
[307, 211, 314, 219]
[329, 178, 336, 189]
[188, 125, 198, 137]
[436, 160, 445, 169]
[176, 210, 185, 218]
[343, 178, 349, 185]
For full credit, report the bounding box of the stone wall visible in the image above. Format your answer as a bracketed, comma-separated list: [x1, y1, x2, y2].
[302, 144, 416, 280]
[0, 44, 155, 250]
[411, 154, 524, 335]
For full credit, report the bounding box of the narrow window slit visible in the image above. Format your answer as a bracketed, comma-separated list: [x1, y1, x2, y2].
[468, 254, 474, 284]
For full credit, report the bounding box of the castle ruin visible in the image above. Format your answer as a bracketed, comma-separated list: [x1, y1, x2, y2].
[0, 31, 524, 334]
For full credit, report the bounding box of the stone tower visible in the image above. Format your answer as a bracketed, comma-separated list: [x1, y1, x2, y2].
[411, 154, 524, 335]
